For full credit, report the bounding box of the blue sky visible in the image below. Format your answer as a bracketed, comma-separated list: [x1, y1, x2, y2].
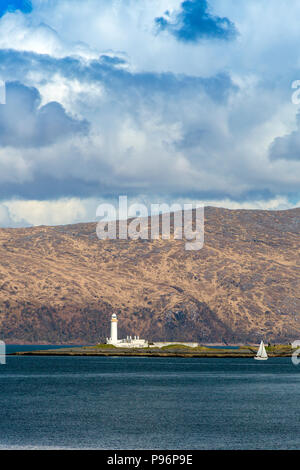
[0, 1, 32, 17]
[0, 0, 299, 226]
[155, 0, 237, 42]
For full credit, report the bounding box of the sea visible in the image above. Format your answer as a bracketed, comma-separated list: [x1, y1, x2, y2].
[0, 348, 300, 449]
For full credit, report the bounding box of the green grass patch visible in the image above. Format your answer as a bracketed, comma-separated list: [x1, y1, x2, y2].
[93, 343, 117, 349]
[265, 344, 292, 352]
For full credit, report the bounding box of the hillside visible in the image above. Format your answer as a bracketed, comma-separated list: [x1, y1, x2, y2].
[0, 207, 299, 344]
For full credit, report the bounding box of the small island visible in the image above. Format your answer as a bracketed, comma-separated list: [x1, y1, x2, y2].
[13, 343, 295, 358]
[11, 315, 297, 358]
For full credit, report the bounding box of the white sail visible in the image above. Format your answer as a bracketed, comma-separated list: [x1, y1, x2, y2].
[255, 340, 268, 360]
[260, 342, 268, 358]
[256, 341, 263, 357]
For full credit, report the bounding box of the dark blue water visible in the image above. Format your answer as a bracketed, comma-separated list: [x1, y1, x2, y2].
[0, 356, 300, 449]
[6, 345, 81, 354]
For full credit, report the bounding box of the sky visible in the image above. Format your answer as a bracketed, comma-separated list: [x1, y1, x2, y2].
[0, 0, 299, 226]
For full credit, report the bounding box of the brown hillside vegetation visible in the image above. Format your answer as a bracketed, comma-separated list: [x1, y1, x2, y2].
[0, 207, 299, 344]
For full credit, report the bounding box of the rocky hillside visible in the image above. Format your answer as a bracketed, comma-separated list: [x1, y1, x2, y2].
[0, 207, 299, 344]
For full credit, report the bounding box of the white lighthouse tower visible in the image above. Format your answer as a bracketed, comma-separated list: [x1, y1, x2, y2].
[106, 313, 148, 348]
[110, 313, 118, 344]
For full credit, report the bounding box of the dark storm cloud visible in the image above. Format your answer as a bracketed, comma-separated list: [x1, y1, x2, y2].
[155, 0, 238, 43]
[0, 49, 237, 104]
[0, 81, 89, 148]
[0, 49, 242, 201]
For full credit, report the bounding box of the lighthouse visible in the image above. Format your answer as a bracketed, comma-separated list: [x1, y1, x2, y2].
[106, 313, 148, 348]
[110, 313, 118, 343]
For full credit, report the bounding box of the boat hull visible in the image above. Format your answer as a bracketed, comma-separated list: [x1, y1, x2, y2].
[254, 357, 268, 360]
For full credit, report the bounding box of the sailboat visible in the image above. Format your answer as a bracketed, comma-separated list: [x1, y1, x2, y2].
[254, 340, 268, 360]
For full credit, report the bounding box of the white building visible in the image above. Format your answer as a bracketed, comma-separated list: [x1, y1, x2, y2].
[106, 313, 148, 348]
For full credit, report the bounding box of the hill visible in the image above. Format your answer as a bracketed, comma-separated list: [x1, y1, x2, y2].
[0, 207, 299, 344]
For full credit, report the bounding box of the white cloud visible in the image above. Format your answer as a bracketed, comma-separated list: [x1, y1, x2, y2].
[0, 146, 33, 184]
[0, 204, 14, 226]
[0, 10, 98, 59]
[4, 198, 97, 226]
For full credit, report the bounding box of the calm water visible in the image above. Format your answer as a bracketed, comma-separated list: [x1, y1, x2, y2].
[0, 356, 300, 449]
[6, 345, 81, 354]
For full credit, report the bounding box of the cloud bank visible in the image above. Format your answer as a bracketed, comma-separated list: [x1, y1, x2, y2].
[0, 0, 298, 226]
